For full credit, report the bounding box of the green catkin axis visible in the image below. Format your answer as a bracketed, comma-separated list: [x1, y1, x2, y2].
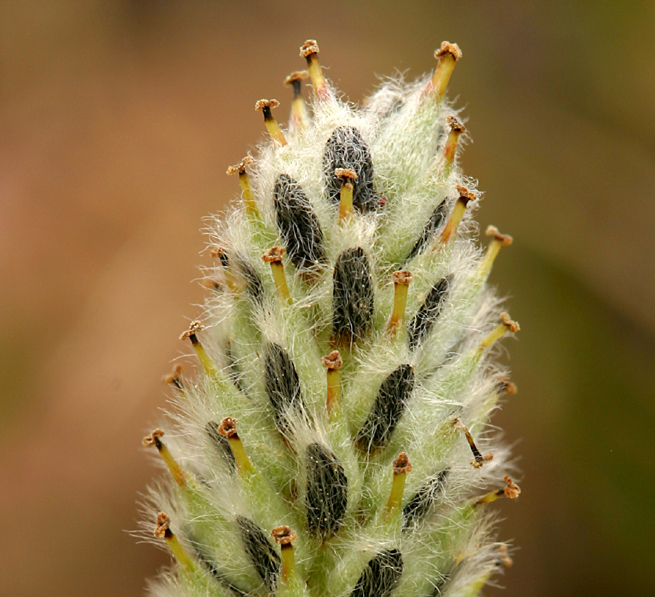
[142, 39, 522, 597]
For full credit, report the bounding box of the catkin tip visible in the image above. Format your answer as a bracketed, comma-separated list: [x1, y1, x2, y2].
[271, 526, 297, 545]
[179, 320, 203, 341]
[262, 246, 286, 263]
[393, 452, 413, 474]
[300, 39, 319, 58]
[322, 350, 343, 370]
[446, 115, 466, 133]
[503, 475, 521, 498]
[455, 184, 477, 203]
[284, 70, 309, 85]
[154, 512, 171, 537]
[435, 41, 463, 61]
[255, 99, 280, 111]
[486, 225, 513, 246]
[226, 155, 253, 176]
[217, 417, 238, 438]
[143, 428, 164, 447]
[500, 312, 520, 333]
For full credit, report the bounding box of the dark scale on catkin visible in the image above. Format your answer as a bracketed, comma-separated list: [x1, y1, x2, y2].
[193, 546, 248, 596]
[332, 247, 375, 346]
[402, 468, 449, 528]
[405, 199, 448, 262]
[273, 174, 326, 270]
[305, 443, 348, 541]
[324, 126, 380, 213]
[356, 364, 415, 453]
[205, 421, 237, 472]
[350, 549, 404, 597]
[264, 343, 308, 436]
[236, 516, 281, 592]
[407, 275, 452, 351]
[236, 258, 264, 304]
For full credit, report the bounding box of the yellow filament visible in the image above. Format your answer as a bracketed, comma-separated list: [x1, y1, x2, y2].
[238, 173, 258, 217]
[478, 239, 504, 278]
[264, 119, 288, 146]
[227, 436, 254, 475]
[339, 181, 354, 222]
[307, 55, 328, 99]
[387, 284, 409, 337]
[191, 341, 219, 379]
[270, 262, 292, 304]
[165, 533, 195, 572]
[326, 369, 341, 416]
[386, 470, 408, 516]
[157, 442, 186, 487]
[431, 53, 457, 100]
[439, 199, 467, 245]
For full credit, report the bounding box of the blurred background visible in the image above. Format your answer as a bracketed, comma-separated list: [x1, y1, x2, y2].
[1, 1, 654, 595]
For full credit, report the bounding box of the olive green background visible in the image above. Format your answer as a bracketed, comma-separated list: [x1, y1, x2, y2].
[1, 1, 653, 595]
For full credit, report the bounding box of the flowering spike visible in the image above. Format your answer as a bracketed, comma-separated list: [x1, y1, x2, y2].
[262, 246, 292, 304]
[143, 429, 186, 486]
[141, 41, 522, 597]
[154, 513, 195, 571]
[227, 156, 258, 217]
[387, 270, 413, 338]
[322, 350, 343, 416]
[430, 41, 462, 100]
[300, 40, 329, 100]
[284, 70, 310, 133]
[179, 320, 219, 378]
[478, 225, 513, 278]
[255, 99, 287, 146]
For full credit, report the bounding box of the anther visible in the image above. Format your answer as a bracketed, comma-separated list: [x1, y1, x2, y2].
[180, 321, 219, 378]
[498, 544, 513, 568]
[474, 475, 521, 506]
[386, 452, 412, 516]
[386, 271, 413, 338]
[443, 115, 466, 174]
[438, 185, 476, 246]
[300, 40, 329, 100]
[479, 312, 520, 354]
[162, 364, 184, 391]
[142, 429, 186, 486]
[227, 155, 258, 217]
[255, 99, 287, 146]
[154, 512, 195, 571]
[284, 70, 310, 133]
[430, 41, 462, 100]
[478, 226, 513, 278]
[322, 350, 343, 416]
[453, 418, 493, 468]
[495, 375, 517, 396]
[217, 417, 254, 474]
[262, 246, 291, 304]
[270, 526, 297, 581]
[333, 168, 357, 221]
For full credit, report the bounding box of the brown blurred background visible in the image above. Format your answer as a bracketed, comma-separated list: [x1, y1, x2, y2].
[1, 1, 654, 595]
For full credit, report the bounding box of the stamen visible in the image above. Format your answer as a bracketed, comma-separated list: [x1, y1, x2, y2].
[453, 418, 493, 468]
[438, 185, 476, 246]
[430, 41, 462, 100]
[300, 40, 329, 100]
[495, 375, 518, 396]
[478, 226, 513, 278]
[284, 70, 310, 133]
[180, 321, 219, 378]
[262, 246, 292, 304]
[474, 475, 521, 506]
[270, 526, 297, 581]
[498, 544, 513, 568]
[386, 271, 413, 338]
[479, 312, 520, 353]
[143, 429, 186, 486]
[255, 99, 287, 146]
[154, 512, 195, 571]
[386, 452, 412, 516]
[335, 168, 357, 222]
[162, 364, 184, 391]
[322, 350, 343, 416]
[443, 115, 466, 174]
[217, 417, 254, 474]
[227, 156, 258, 217]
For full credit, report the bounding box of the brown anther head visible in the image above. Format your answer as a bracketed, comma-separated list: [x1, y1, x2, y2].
[446, 115, 466, 133]
[503, 475, 521, 499]
[485, 225, 513, 247]
[392, 270, 413, 286]
[226, 155, 253, 176]
[300, 39, 319, 58]
[322, 350, 343, 370]
[179, 320, 203, 341]
[435, 41, 463, 61]
[495, 375, 517, 396]
[455, 185, 476, 203]
[162, 364, 183, 386]
[217, 417, 238, 438]
[142, 428, 164, 447]
[335, 168, 358, 180]
[500, 312, 520, 333]
[284, 70, 309, 86]
[499, 544, 513, 568]
[392, 452, 413, 474]
[262, 246, 286, 263]
[154, 512, 171, 538]
[271, 525, 297, 545]
[255, 99, 280, 111]
[471, 453, 494, 469]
